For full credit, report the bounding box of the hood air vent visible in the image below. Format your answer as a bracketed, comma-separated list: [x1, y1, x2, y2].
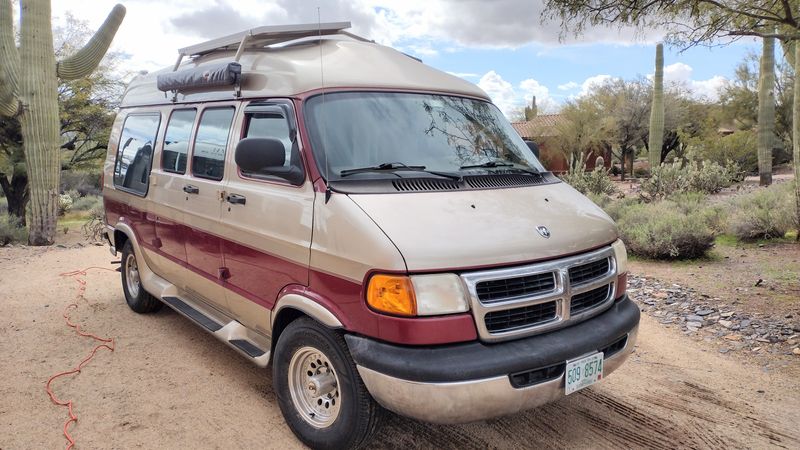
[392, 178, 461, 192]
[465, 173, 550, 189]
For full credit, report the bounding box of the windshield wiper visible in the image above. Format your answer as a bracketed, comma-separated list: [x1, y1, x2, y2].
[460, 160, 540, 175]
[459, 161, 513, 170]
[339, 162, 462, 180]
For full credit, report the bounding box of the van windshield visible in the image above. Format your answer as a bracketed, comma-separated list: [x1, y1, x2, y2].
[304, 92, 545, 180]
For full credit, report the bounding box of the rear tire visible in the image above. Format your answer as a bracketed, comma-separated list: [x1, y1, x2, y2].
[274, 317, 383, 449]
[120, 240, 162, 313]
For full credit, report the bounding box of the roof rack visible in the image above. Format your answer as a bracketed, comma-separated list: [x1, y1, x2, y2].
[172, 22, 359, 70]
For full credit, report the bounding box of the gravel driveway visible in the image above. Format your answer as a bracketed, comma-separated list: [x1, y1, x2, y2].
[1, 245, 798, 449]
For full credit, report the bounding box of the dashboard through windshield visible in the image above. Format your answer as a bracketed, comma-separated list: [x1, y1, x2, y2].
[303, 92, 545, 181]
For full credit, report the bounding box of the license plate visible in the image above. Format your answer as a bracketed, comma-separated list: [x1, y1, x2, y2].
[565, 352, 604, 395]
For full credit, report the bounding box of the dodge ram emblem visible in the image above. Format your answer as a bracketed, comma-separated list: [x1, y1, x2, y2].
[536, 226, 550, 238]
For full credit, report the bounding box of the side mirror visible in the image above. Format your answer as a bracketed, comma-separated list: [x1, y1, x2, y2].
[235, 137, 286, 172]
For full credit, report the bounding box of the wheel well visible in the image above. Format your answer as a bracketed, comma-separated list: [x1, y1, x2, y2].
[271, 307, 306, 352]
[113, 230, 129, 252]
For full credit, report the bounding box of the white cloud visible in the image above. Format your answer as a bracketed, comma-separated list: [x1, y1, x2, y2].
[557, 81, 579, 91]
[578, 74, 615, 96]
[656, 62, 728, 100]
[477, 71, 557, 118]
[45, 0, 663, 73]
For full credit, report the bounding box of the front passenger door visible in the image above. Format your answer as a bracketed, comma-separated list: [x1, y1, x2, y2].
[220, 101, 314, 334]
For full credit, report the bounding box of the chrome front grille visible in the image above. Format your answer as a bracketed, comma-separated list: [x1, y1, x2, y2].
[476, 272, 556, 303]
[461, 246, 617, 342]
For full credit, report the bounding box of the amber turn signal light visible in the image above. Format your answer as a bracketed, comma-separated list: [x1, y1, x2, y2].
[366, 274, 417, 317]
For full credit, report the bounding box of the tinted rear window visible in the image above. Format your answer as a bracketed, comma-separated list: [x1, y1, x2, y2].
[162, 109, 196, 174]
[192, 107, 234, 181]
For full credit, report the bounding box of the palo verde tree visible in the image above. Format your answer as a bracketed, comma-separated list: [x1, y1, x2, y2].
[648, 43, 665, 169]
[543, 0, 800, 236]
[0, 1, 125, 245]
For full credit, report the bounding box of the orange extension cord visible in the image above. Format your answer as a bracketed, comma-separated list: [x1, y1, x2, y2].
[46, 267, 118, 450]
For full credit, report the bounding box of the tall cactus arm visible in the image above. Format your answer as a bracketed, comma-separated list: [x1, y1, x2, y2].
[0, 64, 19, 116]
[55, 4, 126, 80]
[0, 0, 20, 116]
[648, 43, 665, 170]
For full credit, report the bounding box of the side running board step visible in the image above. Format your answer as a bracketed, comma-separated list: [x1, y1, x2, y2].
[162, 296, 223, 332]
[229, 339, 267, 358]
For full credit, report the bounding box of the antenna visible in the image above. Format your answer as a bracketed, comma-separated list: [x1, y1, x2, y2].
[317, 7, 332, 203]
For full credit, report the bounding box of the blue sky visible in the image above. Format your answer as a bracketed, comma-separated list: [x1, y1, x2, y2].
[47, 0, 761, 118]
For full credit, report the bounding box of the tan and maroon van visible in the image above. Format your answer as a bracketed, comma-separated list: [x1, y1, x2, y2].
[103, 23, 640, 449]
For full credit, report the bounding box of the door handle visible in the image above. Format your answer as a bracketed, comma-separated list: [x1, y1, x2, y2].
[183, 184, 199, 194]
[226, 193, 246, 205]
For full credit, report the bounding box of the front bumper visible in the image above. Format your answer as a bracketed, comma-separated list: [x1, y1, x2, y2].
[345, 295, 640, 424]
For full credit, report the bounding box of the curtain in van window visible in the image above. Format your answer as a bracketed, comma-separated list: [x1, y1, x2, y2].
[113, 114, 161, 195]
[162, 109, 196, 174]
[192, 107, 235, 181]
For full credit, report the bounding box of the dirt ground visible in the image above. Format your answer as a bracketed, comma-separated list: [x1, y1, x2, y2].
[630, 240, 799, 318]
[1, 244, 799, 449]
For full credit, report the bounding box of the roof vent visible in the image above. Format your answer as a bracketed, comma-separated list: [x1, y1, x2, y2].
[465, 173, 554, 189]
[392, 178, 461, 192]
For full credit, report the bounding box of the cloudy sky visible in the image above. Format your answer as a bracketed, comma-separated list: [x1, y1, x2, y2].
[45, 0, 761, 118]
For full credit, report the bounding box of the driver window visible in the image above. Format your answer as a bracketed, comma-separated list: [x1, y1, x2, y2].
[240, 111, 304, 184]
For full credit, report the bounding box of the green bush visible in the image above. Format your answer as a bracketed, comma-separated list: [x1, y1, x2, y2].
[615, 198, 718, 259]
[690, 130, 758, 174]
[641, 160, 740, 201]
[0, 215, 27, 246]
[71, 195, 102, 213]
[61, 170, 102, 196]
[561, 153, 617, 195]
[727, 183, 795, 240]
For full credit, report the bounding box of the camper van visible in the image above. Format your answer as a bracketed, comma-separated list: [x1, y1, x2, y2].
[103, 23, 640, 449]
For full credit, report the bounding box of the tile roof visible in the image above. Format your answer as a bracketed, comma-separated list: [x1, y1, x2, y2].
[511, 114, 565, 139]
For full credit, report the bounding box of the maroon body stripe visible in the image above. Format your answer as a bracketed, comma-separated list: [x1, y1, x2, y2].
[105, 197, 479, 345]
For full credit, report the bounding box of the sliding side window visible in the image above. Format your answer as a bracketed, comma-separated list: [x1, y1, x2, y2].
[162, 109, 196, 174]
[192, 107, 235, 181]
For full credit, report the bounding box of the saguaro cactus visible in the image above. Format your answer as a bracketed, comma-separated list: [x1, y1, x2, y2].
[0, 1, 125, 245]
[757, 35, 775, 187]
[648, 43, 664, 170]
[792, 42, 800, 239]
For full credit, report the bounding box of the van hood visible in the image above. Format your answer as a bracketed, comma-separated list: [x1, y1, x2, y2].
[348, 182, 617, 271]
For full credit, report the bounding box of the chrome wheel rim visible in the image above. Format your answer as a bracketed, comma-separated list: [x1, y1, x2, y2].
[288, 346, 341, 428]
[125, 253, 141, 298]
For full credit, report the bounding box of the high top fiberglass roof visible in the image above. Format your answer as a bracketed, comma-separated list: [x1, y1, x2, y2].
[120, 23, 489, 107]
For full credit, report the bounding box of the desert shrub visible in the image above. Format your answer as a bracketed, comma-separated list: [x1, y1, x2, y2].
[690, 130, 758, 173]
[641, 160, 740, 201]
[71, 195, 102, 213]
[727, 183, 795, 240]
[615, 198, 717, 259]
[561, 153, 617, 195]
[0, 215, 27, 246]
[61, 170, 102, 197]
[639, 161, 689, 201]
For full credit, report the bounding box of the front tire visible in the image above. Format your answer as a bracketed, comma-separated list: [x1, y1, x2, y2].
[120, 240, 162, 313]
[274, 317, 383, 449]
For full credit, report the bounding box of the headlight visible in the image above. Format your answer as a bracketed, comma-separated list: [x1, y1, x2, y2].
[366, 273, 469, 317]
[611, 239, 627, 274]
